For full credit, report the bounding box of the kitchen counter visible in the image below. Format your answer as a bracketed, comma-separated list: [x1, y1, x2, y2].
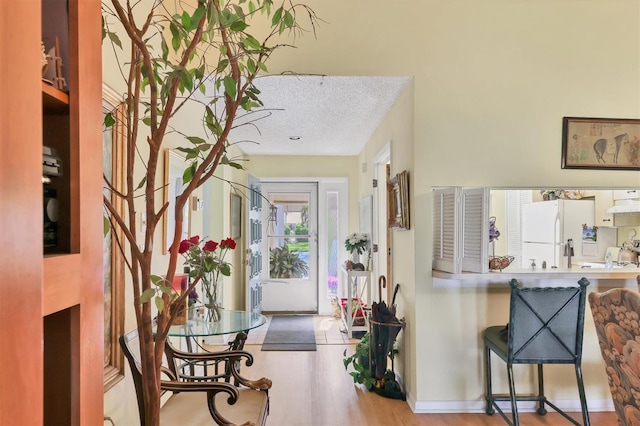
[432, 264, 640, 288]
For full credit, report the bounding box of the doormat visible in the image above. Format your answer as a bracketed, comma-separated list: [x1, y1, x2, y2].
[261, 315, 317, 351]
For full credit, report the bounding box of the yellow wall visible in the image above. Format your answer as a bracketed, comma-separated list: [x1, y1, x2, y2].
[356, 84, 415, 389]
[104, 0, 640, 419]
[246, 0, 640, 409]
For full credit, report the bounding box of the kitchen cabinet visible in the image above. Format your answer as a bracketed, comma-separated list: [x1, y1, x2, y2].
[589, 190, 615, 227]
[613, 189, 640, 200]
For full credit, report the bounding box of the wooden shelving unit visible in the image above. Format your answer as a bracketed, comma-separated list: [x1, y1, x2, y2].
[1, 0, 103, 424]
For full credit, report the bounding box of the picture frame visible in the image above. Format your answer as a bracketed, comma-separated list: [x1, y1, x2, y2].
[231, 193, 242, 239]
[102, 84, 125, 392]
[562, 117, 640, 170]
[388, 170, 410, 230]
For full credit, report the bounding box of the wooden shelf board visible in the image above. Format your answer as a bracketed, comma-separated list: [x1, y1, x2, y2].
[43, 254, 82, 316]
[42, 82, 69, 113]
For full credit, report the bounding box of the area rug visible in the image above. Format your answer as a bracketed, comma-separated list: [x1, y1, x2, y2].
[261, 315, 317, 351]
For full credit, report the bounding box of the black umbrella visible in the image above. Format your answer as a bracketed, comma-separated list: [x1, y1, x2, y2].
[369, 300, 403, 380]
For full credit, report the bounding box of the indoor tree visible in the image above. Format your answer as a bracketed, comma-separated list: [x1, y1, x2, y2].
[101, 0, 319, 424]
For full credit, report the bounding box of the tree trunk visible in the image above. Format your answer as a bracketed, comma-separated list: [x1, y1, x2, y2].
[140, 330, 160, 426]
[142, 381, 161, 426]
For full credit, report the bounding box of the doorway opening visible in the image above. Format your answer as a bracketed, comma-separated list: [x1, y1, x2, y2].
[253, 179, 348, 315]
[372, 143, 391, 303]
[261, 182, 318, 313]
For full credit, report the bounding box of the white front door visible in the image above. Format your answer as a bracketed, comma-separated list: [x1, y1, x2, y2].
[261, 182, 318, 313]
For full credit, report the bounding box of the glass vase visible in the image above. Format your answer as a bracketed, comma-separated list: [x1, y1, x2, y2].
[204, 296, 221, 322]
[202, 278, 221, 322]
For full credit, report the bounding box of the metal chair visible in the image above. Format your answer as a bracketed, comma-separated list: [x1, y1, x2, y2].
[120, 328, 271, 425]
[483, 278, 590, 426]
[164, 332, 254, 386]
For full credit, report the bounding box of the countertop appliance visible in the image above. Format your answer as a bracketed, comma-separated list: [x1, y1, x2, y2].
[521, 199, 616, 268]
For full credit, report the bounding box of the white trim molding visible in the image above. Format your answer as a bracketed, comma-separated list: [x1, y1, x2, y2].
[409, 397, 614, 414]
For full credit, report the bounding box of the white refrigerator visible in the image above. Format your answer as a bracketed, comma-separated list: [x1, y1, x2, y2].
[521, 199, 596, 268]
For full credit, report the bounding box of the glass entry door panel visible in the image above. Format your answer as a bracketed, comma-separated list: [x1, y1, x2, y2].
[261, 183, 318, 312]
[246, 175, 263, 315]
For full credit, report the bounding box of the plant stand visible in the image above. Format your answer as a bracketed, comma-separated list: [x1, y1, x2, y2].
[340, 267, 371, 338]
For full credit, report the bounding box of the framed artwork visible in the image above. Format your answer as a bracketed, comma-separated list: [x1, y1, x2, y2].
[388, 170, 410, 230]
[231, 193, 242, 239]
[102, 84, 125, 392]
[562, 117, 640, 170]
[163, 149, 191, 254]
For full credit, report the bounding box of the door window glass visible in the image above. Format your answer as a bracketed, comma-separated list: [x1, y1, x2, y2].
[267, 193, 310, 279]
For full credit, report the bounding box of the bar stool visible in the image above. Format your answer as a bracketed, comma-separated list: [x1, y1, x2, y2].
[483, 278, 590, 426]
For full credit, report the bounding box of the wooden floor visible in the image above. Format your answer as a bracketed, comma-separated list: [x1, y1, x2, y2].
[216, 316, 619, 426]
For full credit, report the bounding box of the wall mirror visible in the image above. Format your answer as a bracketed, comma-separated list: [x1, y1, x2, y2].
[163, 149, 191, 254]
[102, 84, 125, 391]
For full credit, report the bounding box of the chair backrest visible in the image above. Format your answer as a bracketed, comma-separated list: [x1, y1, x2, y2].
[119, 329, 150, 426]
[589, 287, 640, 424]
[507, 277, 589, 364]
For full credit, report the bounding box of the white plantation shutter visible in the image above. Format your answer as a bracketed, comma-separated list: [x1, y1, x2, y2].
[461, 188, 489, 273]
[432, 187, 490, 274]
[433, 187, 460, 273]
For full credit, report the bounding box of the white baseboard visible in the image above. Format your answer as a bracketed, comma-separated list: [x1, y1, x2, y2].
[407, 397, 614, 414]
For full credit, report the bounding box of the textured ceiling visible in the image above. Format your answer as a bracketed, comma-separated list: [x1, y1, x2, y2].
[228, 75, 411, 156]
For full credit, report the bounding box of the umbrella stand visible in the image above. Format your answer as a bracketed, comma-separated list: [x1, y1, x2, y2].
[368, 311, 406, 400]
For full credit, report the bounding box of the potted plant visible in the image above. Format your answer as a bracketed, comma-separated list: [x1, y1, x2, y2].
[342, 332, 376, 389]
[101, 1, 319, 424]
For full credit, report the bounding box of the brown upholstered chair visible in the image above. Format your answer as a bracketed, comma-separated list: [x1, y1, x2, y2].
[589, 287, 640, 425]
[120, 329, 271, 425]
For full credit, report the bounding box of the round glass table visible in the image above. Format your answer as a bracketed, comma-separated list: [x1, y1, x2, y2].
[167, 308, 266, 338]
